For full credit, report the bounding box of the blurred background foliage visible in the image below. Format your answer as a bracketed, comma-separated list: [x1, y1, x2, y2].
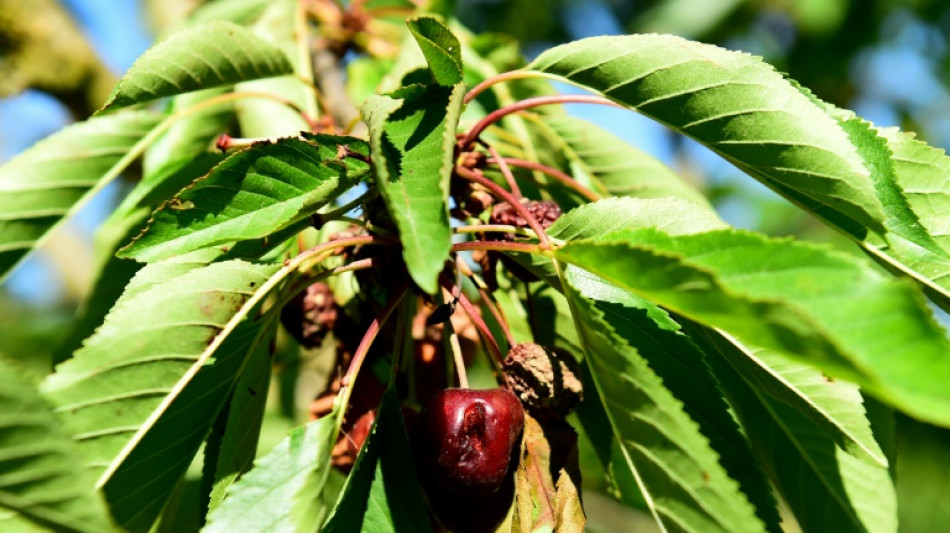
[1, 1, 949, 531]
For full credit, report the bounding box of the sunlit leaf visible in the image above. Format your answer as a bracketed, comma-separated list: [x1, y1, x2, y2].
[100, 21, 293, 112]
[692, 325, 897, 533]
[203, 413, 339, 533]
[551, 214, 950, 427]
[40, 254, 281, 530]
[362, 83, 464, 293]
[119, 135, 370, 262]
[527, 34, 950, 309]
[407, 16, 463, 86]
[0, 110, 162, 282]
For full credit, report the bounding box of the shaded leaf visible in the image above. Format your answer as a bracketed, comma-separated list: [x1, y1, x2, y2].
[101, 21, 293, 112]
[691, 325, 896, 533]
[119, 134, 370, 262]
[143, 87, 234, 178]
[203, 413, 339, 533]
[323, 388, 432, 533]
[0, 110, 162, 282]
[362, 83, 464, 293]
[0, 360, 115, 533]
[567, 267, 782, 532]
[204, 330, 274, 513]
[561, 269, 767, 533]
[407, 16, 463, 86]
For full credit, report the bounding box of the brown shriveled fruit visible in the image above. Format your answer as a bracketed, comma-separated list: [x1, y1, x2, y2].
[503, 342, 583, 420]
[280, 282, 338, 348]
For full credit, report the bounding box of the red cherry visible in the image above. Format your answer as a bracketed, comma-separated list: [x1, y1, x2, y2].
[412, 388, 524, 497]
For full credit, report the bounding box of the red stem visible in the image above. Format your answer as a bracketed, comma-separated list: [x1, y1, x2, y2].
[452, 240, 542, 254]
[341, 282, 409, 387]
[459, 94, 622, 149]
[454, 166, 552, 249]
[490, 157, 601, 202]
[453, 287, 504, 370]
[463, 71, 540, 104]
[483, 143, 521, 199]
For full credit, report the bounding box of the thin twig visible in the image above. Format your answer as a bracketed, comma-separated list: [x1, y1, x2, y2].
[454, 166, 552, 249]
[460, 94, 623, 149]
[489, 157, 601, 202]
[483, 143, 522, 199]
[463, 70, 543, 104]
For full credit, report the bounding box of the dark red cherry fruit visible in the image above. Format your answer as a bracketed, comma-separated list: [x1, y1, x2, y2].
[413, 388, 524, 497]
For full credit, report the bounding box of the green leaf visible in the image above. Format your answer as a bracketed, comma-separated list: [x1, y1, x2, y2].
[550, 218, 950, 427]
[100, 21, 293, 112]
[692, 325, 897, 533]
[561, 269, 767, 533]
[362, 83, 464, 294]
[527, 35, 886, 233]
[566, 267, 782, 532]
[204, 329, 274, 514]
[406, 16, 463, 86]
[691, 326, 886, 466]
[0, 110, 162, 282]
[527, 35, 950, 307]
[535, 115, 709, 206]
[119, 134, 370, 262]
[323, 388, 432, 533]
[0, 360, 115, 533]
[203, 414, 339, 533]
[102, 321, 277, 532]
[40, 255, 281, 530]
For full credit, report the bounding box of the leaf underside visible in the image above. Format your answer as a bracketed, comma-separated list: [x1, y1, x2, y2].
[0, 110, 162, 282]
[528, 34, 950, 305]
[100, 20, 293, 112]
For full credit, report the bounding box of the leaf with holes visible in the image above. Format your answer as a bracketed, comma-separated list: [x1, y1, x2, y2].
[119, 134, 370, 262]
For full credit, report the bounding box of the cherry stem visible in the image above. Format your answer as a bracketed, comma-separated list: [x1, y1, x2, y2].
[489, 157, 601, 202]
[451, 284, 505, 371]
[457, 258, 516, 347]
[454, 166, 552, 249]
[483, 143, 522, 199]
[448, 332, 469, 388]
[463, 70, 542, 104]
[341, 281, 409, 388]
[459, 94, 623, 149]
[452, 240, 543, 254]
